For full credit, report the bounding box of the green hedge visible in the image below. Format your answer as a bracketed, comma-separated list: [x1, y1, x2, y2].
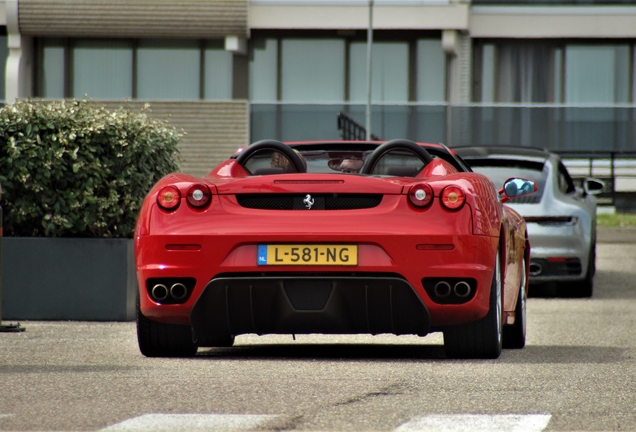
[0, 99, 181, 238]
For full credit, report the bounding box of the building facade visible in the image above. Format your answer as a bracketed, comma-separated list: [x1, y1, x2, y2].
[2, 0, 636, 175]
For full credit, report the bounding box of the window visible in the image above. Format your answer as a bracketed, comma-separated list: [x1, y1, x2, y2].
[474, 40, 635, 104]
[137, 39, 200, 100]
[204, 40, 233, 100]
[36, 38, 233, 100]
[475, 41, 560, 103]
[416, 39, 446, 102]
[565, 45, 630, 104]
[249, 35, 447, 103]
[249, 34, 448, 142]
[73, 39, 133, 99]
[281, 39, 346, 102]
[349, 41, 409, 103]
[39, 38, 65, 99]
[557, 162, 575, 194]
[249, 38, 278, 102]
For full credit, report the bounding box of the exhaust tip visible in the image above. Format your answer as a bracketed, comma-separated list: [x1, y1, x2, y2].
[151, 284, 169, 301]
[529, 263, 542, 276]
[170, 283, 188, 301]
[453, 281, 472, 298]
[434, 281, 452, 298]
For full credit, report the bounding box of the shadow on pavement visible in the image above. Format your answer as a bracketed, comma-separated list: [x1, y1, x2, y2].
[197, 343, 447, 361]
[195, 343, 627, 364]
[529, 270, 636, 300]
[0, 364, 141, 373]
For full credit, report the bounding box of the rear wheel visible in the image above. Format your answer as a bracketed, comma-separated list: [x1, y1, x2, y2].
[443, 249, 503, 359]
[503, 258, 527, 349]
[137, 298, 198, 357]
[578, 240, 596, 298]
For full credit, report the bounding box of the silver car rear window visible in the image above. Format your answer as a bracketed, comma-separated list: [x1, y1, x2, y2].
[464, 159, 548, 203]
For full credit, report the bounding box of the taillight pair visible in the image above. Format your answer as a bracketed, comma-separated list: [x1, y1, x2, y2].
[408, 183, 465, 211]
[157, 184, 211, 211]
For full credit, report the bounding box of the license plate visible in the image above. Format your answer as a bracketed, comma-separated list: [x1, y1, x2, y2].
[257, 244, 358, 266]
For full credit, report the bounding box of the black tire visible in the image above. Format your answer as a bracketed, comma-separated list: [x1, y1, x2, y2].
[197, 334, 235, 348]
[444, 249, 503, 359]
[503, 258, 527, 349]
[580, 239, 596, 297]
[137, 299, 198, 358]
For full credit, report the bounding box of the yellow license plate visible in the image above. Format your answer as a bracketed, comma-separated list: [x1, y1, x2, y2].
[257, 244, 358, 266]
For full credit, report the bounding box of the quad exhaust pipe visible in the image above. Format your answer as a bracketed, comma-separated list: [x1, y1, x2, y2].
[529, 263, 542, 276]
[433, 280, 472, 299]
[151, 282, 190, 303]
[453, 281, 471, 298]
[169, 283, 188, 301]
[434, 281, 452, 297]
[151, 284, 169, 302]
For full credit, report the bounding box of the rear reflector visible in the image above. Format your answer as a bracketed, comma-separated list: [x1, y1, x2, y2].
[416, 244, 454, 251]
[547, 257, 579, 263]
[525, 216, 576, 225]
[166, 244, 202, 251]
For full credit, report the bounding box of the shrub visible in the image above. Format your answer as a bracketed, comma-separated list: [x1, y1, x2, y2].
[0, 99, 181, 237]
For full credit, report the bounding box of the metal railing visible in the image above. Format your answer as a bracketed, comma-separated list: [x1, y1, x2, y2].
[473, 0, 636, 4]
[557, 151, 636, 208]
[337, 112, 381, 141]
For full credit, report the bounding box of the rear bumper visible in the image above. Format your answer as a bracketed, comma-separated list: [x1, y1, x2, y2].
[528, 258, 583, 282]
[526, 223, 590, 282]
[191, 276, 431, 339]
[136, 232, 498, 330]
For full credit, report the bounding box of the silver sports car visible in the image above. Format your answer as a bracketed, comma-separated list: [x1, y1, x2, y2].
[454, 146, 604, 297]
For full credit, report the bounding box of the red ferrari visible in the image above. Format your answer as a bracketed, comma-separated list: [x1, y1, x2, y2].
[135, 139, 535, 359]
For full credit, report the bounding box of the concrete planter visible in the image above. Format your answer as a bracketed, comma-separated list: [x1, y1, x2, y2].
[1, 237, 136, 321]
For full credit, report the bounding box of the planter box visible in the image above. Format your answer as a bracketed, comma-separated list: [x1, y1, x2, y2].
[1, 237, 136, 321]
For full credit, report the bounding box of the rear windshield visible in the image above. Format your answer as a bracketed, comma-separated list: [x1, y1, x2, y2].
[299, 149, 374, 174]
[293, 145, 465, 175]
[464, 159, 548, 203]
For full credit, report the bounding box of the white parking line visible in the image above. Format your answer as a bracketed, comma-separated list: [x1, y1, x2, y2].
[0, 414, 14, 419]
[395, 414, 552, 432]
[101, 414, 278, 431]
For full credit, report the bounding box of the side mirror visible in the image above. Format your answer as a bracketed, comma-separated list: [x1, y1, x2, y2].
[583, 178, 605, 196]
[500, 178, 537, 203]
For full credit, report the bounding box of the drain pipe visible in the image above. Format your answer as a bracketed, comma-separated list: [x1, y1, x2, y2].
[0, 181, 25, 332]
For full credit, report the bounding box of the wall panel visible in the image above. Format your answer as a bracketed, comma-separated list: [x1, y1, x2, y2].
[19, 0, 248, 38]
[99, 100, 250, 176]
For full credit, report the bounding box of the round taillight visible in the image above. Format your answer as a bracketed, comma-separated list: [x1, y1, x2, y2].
[157, 186, 181, 211]
[441, 185, 465, 210]
[186, 184, 211, 208]
[408, 183, 433, 208]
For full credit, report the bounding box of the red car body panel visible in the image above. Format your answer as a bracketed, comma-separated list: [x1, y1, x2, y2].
[135, 141, 529, 339]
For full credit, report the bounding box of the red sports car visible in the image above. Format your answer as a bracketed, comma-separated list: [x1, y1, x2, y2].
[135, 139, 535, 359]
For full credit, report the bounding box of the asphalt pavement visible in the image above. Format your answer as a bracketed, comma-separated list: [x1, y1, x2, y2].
[1, 229, 635, 431]
[597, 226, 636, 243]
